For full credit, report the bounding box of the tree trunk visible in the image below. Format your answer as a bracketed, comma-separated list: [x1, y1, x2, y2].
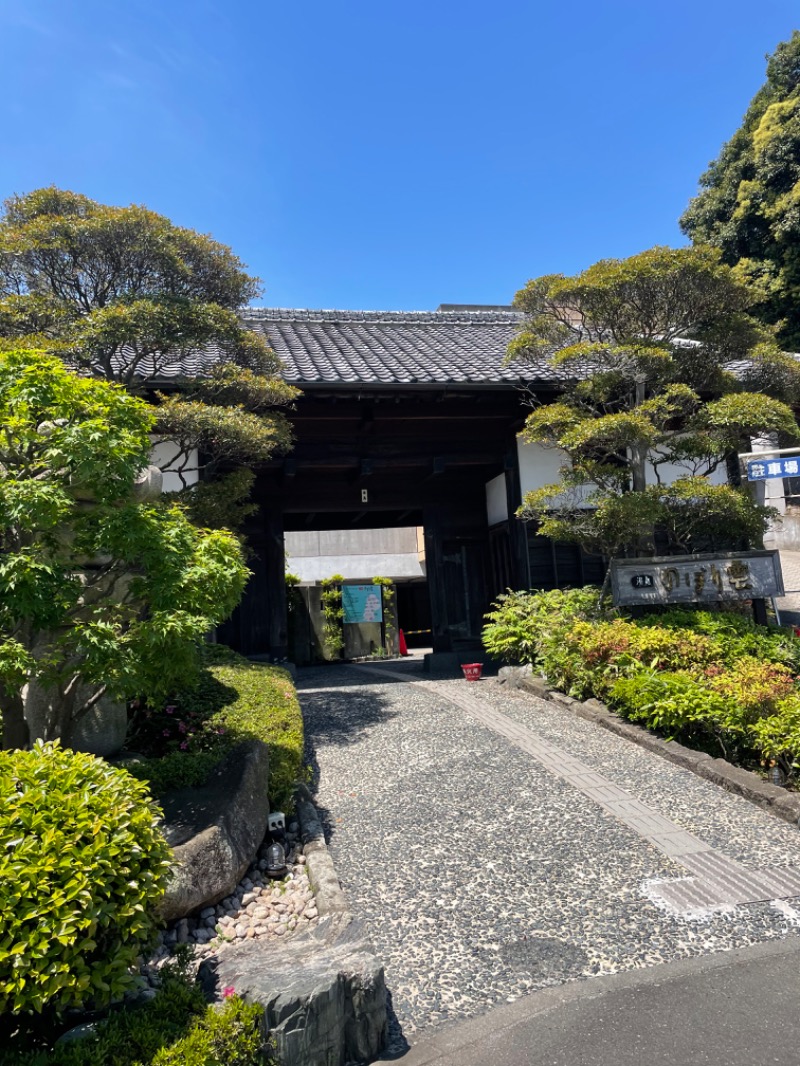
[725, 450, 743, 488]
[0, 691, 30, 750]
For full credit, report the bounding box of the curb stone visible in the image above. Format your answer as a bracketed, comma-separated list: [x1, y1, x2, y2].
[517, 676, 800, 827]
[198, 784, 388, 1065]
[295, 782, 351, 918]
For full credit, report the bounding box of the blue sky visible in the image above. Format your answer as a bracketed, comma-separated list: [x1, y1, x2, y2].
[0, 2, 797, 310]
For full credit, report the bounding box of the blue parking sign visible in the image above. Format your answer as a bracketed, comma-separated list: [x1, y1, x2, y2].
[747, 456, 800, 480]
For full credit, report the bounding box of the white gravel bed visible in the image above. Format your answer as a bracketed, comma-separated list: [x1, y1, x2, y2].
[299, 667, 799, 1050]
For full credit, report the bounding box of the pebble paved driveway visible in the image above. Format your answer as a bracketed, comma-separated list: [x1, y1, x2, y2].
[298, 660, 800, 1054]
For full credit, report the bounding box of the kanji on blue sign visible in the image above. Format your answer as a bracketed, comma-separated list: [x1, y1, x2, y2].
[747, 457, 800, 481]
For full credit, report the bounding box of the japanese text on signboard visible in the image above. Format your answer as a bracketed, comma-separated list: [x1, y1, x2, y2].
[747, 457, 800, 480]
[610, 552, 784, 607]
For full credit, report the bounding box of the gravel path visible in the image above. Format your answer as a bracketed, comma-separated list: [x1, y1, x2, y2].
[298, 662, 800, 1053]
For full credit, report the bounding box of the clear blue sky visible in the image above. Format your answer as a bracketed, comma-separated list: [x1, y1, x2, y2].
[0, 2, 797, 310]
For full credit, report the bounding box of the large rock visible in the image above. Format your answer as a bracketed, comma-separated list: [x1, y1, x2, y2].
[199, 917, 387, 1066]
[159, 739, 270, 920]
[68, 695, 129, 757]
[22, 671, 129, 758]
[497, 664, 533, 688]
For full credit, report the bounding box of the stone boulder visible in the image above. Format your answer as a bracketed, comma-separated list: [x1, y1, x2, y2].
[497, 663, 533, 688]
[199, 917, 387, 1066]
[68, 694, 129, 757]
[159, 739, 270, 921]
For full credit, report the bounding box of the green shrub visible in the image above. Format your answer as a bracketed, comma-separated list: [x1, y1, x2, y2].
[705, 656, 796, 723]
[540, 618, 722, 699]
[0, 743, 171, 1017]
[485, 593, 800, 770]
[482, 587, 606, 666]
[635, 608, 800, 671]
[128, 644, 303, 811]
[610, 671, 735, 740]
[0, 949, 268, 1066]
[148, 996, 264, 1066]
[750, 696, 800, 767]
[320, 576, 344, 660]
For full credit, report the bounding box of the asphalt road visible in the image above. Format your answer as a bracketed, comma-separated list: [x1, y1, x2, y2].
[382, 937, 800, 1066]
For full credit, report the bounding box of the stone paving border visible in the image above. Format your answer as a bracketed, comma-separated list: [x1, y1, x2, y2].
[435, 677, 800, 915]
[295, 782, 351, 919]
[516, 675, 800, 827]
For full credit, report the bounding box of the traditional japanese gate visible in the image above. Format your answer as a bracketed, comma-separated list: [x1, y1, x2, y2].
[216, 308, 538, 659]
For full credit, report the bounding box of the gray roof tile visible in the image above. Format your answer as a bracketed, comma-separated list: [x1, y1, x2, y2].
[117, 307, 570, 386]
[243, 308, 558, 386]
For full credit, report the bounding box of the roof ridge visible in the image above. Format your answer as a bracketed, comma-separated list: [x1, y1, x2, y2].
[243, 307, 524, 324]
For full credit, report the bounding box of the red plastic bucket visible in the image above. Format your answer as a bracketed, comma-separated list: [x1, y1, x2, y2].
[461, 663, 483, 682]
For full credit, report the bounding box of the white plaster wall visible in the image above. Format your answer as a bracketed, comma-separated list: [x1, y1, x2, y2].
[285, 527, 426, 585]
[485, 473, 508, 526]
[645, 456, 728, 488]
[150, 439, 199, 494]
[287, 527, 420, 557]
[518, 436, 730, 501]
[517, 438, 593, 507]
[517, 439, 567, 496]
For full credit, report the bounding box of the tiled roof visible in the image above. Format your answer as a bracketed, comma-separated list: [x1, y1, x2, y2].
[243, 308, 558, 386]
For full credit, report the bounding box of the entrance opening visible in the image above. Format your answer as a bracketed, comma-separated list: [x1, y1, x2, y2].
[283, 516, 432, 665]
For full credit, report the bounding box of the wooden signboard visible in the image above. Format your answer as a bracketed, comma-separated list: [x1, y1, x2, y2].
[610, 551, 784, 607]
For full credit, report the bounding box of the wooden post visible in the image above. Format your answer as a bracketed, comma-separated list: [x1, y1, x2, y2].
[265, 510, 288, 660]
[423, 505, 450, 652]
[752, 598, 769, 627]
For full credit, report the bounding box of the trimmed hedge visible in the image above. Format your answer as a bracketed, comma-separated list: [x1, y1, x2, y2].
[0, 743, 171, 1018]
[127, 644, 303, 811]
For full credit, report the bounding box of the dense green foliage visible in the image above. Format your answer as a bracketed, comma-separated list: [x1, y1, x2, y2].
[372, 577, 396, 652]
[482, 587, 603, 665]
[0, 349, 249, 749]
[0, 949, 268, 1066]
[0, 743, 171, 1017]
[0, 187, 297, 528]
[681, 32, 800, 351]
[511, 246, 796, 558]
[320, 576, 345, 661]
[482, 589, 800, 773]
[127, 645, 303, 811]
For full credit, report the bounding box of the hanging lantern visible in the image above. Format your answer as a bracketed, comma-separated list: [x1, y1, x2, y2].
[266, 841, 287, 878]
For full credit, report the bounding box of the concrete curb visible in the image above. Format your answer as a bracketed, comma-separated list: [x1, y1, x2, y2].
[295, 782, 351, 918]
[518, 676, 800, 826]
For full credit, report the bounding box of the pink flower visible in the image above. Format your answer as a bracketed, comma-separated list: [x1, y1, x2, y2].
[216, 727, 226, 735]
[222, 985, 236, 999]
[162, 729, 171, 737]
[178, 722, 187, 733]
[180, 741, 189, 750]
[165, 705, 175, 715]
